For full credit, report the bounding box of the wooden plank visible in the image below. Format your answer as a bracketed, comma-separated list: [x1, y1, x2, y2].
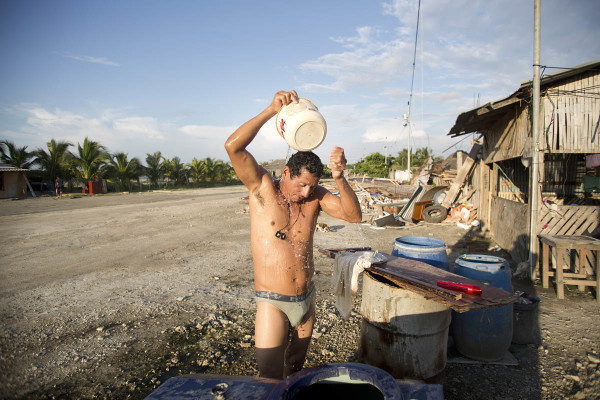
[562, 279, 597, 286]
[587, 72, 593, 139]
[555, 93, 560, 151]
[578, 249, 587, 291]
[557, 247, 566, 299]
[582, 209, 600, 235]
[539, 234, 600, 251]
[548, 208, 575, 235]
[578, 77, 584, 150]
[591, 75, 597, 149]
[552, 95, 558, 150]
[566, 83, 571, 151]
[557, 208, 582, 235]
[441, 143, 482, 208]
[368, 255, 518, 313]
[538, 209, 556, 233]
[542, 242, 550, 288]
[561, 207, 598, 236]
[593, 74, 596, 148]
[545, 271, 590, 279]
[568, 207, 596, 235]
[564, 207, 594, 236]
[560, 90, 565, 151]
[572, 80, 576, 151]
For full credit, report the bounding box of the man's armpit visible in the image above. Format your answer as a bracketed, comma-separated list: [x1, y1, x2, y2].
[252, 187, 265, 207]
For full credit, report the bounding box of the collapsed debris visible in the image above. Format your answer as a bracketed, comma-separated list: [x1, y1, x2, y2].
[337, 146, 483, 230]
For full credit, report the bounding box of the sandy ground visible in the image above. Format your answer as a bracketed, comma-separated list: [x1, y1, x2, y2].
[0, 187, 599, 399]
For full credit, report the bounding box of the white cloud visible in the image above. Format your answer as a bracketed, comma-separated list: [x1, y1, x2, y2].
[113, 117, 165, 139]
[300, 26, 413, 92]
[3, 104, 176, 158]
[179, 125, 236, 139]
[64, 54, 120, 67]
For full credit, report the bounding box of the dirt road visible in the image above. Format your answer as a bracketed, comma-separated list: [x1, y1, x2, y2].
[0, 188, 598, 399]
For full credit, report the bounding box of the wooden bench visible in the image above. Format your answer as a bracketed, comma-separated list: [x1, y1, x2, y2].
[538, 234, 600, 302]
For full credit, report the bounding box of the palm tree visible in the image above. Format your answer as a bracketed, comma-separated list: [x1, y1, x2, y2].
[145, 151, 164, 188]
[0, 140, 35, 169]
[164, 157, 187, 186]
[412, 147, 432, 166]
[187, 158, 206, 183]
[202, 157, 216, 182]
[107, 152, 141, 191]
[70, 137, 108, 180]
[213, 160, 234, 182]
[32, 139, 72, 181]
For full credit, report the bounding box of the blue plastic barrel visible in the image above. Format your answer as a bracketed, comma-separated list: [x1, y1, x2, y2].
[392, 236, 449, 271]
[450, 254, 513, 361]
[146, 363, 445, 400]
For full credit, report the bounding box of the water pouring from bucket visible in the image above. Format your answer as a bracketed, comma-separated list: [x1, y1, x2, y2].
[276, 98, 327, 152]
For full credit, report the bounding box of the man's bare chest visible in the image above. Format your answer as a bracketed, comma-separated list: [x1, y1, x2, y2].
[250, 192, 319, 239]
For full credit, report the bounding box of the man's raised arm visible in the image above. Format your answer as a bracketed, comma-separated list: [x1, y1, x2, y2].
[225, 90, 298, 190]
[318, 147, 362, 223]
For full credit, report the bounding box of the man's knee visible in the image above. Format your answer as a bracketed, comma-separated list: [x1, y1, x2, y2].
[256, 346, 286, 380]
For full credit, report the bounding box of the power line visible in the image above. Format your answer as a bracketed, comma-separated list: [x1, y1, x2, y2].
[408, 0, 421, 111]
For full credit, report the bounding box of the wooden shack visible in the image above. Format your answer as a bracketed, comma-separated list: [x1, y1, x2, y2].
[263, 159, 287, 178]
[0, 164, 29, 199]
[448, 59, 600, 263]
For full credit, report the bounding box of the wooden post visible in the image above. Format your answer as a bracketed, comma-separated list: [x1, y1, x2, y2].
[440, 143, 482, 209]
[25, 176, 36, 198]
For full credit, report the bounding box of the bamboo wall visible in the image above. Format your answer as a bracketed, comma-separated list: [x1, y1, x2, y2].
[482, 69, 600, 164]
[543, 70, 600, 153]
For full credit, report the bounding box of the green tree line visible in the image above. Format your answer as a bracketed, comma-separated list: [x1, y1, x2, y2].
[0, 137, 238, 192]
[349, 147, 443, 178]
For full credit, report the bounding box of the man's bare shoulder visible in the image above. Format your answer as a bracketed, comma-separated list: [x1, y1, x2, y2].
[313, 185, 332, 199]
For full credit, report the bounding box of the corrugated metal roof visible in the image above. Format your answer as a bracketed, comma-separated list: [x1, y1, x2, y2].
[0, 163, 29, 172]
[519, 59, 600, 89]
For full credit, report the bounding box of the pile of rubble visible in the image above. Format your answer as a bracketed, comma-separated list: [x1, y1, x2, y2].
[331, 148, 482, 230]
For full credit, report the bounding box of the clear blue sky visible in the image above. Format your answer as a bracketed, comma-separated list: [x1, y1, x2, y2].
[1, 0, 599, 165]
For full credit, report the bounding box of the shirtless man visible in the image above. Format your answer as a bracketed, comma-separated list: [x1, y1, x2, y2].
[224, 90, 362, 379]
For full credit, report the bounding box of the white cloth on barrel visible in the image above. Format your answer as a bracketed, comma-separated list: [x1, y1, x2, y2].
[331, 251, 388, 320]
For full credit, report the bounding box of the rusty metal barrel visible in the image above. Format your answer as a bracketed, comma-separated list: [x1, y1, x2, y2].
[358, 272, 451, 382]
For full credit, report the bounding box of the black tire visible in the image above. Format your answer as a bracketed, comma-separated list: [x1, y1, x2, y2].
[422, 205, 448, 223]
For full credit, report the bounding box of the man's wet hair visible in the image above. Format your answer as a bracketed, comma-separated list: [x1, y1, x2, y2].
[286, 151, 323, 178]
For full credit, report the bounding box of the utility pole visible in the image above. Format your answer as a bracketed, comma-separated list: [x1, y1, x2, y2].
[404, 113, 411, 175]
[529, 0, 542, 279]
[384, 138, 388, 165]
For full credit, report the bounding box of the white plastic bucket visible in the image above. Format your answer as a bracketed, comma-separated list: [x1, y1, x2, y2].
[275, 98, 327, 152]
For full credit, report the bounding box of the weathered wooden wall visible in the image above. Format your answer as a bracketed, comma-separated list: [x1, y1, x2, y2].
[0, 171, 27, 199]
[489, 196, 530, 263]
[543, 70, 600, 153]
[481, 104, 530, 164]
[483, 69, 599, 164]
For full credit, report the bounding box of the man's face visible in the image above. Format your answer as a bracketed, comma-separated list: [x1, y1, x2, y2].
[284, 167, 320, 203]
